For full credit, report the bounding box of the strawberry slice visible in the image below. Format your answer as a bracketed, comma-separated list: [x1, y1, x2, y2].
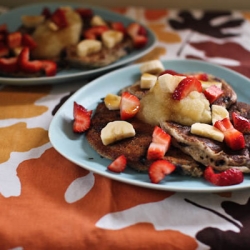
[120, 91, 140, 120]
[126, 22, 148, 48]
[41, 60, 57, 76]
[111, 21, 126, 34]
[7, 32, 22, 49]
[190, 73, 209, 81]
[204, 166, 244, 186]
[75, 8, 93, 20]
[0, 57, 19, 73]
[51, 8, 68, 29]
[214, 117, 245, 150]
[147, 142, 168, 161]
[18, 47, 43, 73]
[232, 112, 250, 134]
[133, 35, 148, 49]
[148, 159, 176, 184]
[73, 102, 92, 133]
[172, 77, 202, 100]
[22, 34, 37, 50]
[203, 85, 224, 104]
[84, 25, 109, 40]
[152, 126, 171, 146]
[108, 155, 127, 173]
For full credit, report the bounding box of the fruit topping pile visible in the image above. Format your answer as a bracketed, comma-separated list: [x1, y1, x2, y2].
[0, 6, 149, 77]
[72, 60, 250, 186]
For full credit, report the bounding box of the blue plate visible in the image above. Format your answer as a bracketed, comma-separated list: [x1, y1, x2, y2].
[49, 59, 250, 192]
[0, 2, 156, 85]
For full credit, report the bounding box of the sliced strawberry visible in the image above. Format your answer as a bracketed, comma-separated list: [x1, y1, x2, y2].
[41, 60, 57, 76]
[0, 43, 9, 57]
[159, 69, 184, 76]
[18, 47, 43, 73]
[172, 77, 202, 100]
[73, 102, 92, 133]
[214, 117, 245, 150]
[84, 25, 109, 40]
[0, 57, 19, 73]
[190, 73, 209, 81]
[51, 8, 68, 29]
[148, 159, 176, 184]
[204, 166, 243, 186]
[111, 21, 126, 34]
[203, 85, 224, 104]
[152, 126, 171, 148]
[7, 32, 22, 49]
[120, 91, 140, 120]
[41, 7, 51, 19]
[147, 142, 168, 161]
[232, 112, 250, 134]
[133, 35, 148, 49]
[126, 22, 148, 48]
[0, 23, 8, 34]
[22, 34, 37, 50]
[75, 8, 93, 20]
[108, 155, 127, 173]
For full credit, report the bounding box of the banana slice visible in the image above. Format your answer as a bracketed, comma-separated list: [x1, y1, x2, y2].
[76, 39, 102, 57]
[191, 123, 224, 142]
[158, 73, 186, 93]
[140, 73, 157, 89]
[90, 15, 107, 26]
[21, 15, 45, 28]
[102, 30, 123, 49]
[211, 105, 229, 125]
[140, 60, 165, 75]
[101, 121, 136, 145]
[201, 81, 222, 90]
[104, 94, 121, 110]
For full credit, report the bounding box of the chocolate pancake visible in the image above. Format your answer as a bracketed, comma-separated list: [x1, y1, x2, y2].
[161, 102, 250, 173]
[86, 102, 204, 176]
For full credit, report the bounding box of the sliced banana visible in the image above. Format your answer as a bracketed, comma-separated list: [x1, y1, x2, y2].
[191, 123, 224, 142]
[201, 81, 222, 90]
[211, 105, 229, 125]
[101, 30, 123, 49]
[158, 73, 186, 93]
[101, 121, 136, 145]
[139, 60, 165, 75]
[140, 73, 157, 89]
[90, 15, 107, 26]
[21, 15, 45, 28]
[76, 39, 102, 57]
[104, 94, 121, 110]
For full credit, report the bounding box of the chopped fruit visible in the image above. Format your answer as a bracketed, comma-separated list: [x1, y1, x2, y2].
[211, 105, 229, 125]
[201, 81, 222, 90]
[73, 102, 92, 133]
[76, 39, 102, 57]
[50, 8, 68, 29]
[152, 126, 171, 147]
[232, 112, 250, 134]
[204, 166, 244, 186]
[21, 15, 45, 28]
[100, 120, 135, 145]
[84, 25, 109, 40]
[7, 32, 22, 49]
[126, 22, 148, 48]
[22, 34, 37, 50]
[159, 69, 184, 76]
[0, 23, 8, 34]
[102, 30, 123, 49]
[0, 57, 18, 73]
[140, 60, 165, 75]
[148, 159, 176, 184]
[104, 93, 121, 110]
[214, 117, 245, 150]
[120, 92, 140, 120]
[140, 73, 157, 89]
[172, 77, 202, 100]
[147, 142, 168, 161]
[41, 60, 57, 76]
[111, 22, 126, 34]
[158, 73, 186, 93]
[41, 7, 51, 19]
[190, 73, 209, 81]
[18, 47, 43, 73]
[108, 155, 127, 173]
[133, 35, 148, 48]
[204, 85, 224, 104]
[75, 8, 93, 20]
[0, 44, 9, 57]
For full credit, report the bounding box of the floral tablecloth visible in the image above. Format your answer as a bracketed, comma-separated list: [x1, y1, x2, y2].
[1, 6, 250, 250]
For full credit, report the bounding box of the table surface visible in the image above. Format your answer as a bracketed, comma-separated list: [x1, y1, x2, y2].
[1, 6, 250, 250]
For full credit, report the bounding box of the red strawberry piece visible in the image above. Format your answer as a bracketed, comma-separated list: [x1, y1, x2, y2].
[172, 77, 202, 100]
[84, 25, 109, 40]
[0, 43, 9, 57]
[18, 47, 43, 73]
[214, 117, 245, 150]
[148, 159, 176, 184]
[0, 57, 19, 73]
[108, 155, 127, 173]
[147, 142, 168, 161]
[126, 22, 148, 48]
[22, 34, 37, 50]
[73, 102, 92, 133]
[190, 73, 209, 81]
[152, 126, 171, 148]
[159, 69, 184, 76]
[51, 8, 68, 29]
[204, 166, 244, 186]
[120, 91, 140, 120]
[0, 23, 8, 34]
[41, 7, 51, 19]
[111, 21, 126, 34]
[7, 32, 22, 49]
[203, 85, 224, 104]
[232, 112, 250, 134]
[75, 8, 93, 20]
[133, 35, 148, 49]
[41, 60, 57, 76]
